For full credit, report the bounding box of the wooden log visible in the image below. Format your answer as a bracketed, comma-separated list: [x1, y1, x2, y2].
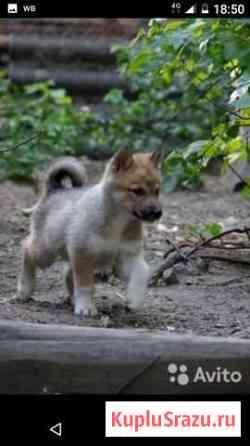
[0, 34, 9, 50]
[7, 18, 142, 38]
[10, 35, 121, 64]
[0, 319, 250, 394]
[9, 65, 129, 93]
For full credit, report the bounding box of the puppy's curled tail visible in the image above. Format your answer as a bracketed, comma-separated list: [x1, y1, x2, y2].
[44, 157, 87, 196]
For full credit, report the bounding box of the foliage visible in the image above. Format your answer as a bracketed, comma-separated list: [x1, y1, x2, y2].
[0, 19, 250, 188]
[0, 77, 87, 180]
[190, 222, 224, 240]
[109, 18, 250, 191]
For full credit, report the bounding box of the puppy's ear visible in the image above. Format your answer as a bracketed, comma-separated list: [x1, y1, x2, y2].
[112, 150, 134, 172]
[150, 147, 164, 167]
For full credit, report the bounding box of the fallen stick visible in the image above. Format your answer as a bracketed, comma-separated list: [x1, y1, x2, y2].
[177, 226, 250, 259]
[199, 254, 250, 266]
[151, 226, 250, 283]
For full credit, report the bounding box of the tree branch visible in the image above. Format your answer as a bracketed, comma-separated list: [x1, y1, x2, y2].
[0, 134, 41, 153]
[228, 164, 247, 185]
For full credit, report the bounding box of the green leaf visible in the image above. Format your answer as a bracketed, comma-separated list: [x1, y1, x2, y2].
[189, 224, 207, 238]
[24, 81, 54, 95]
[104, 89, 124, 105]
[240, 184, 250, 199]
[183, 140, 209, 159]
[204, 223, 223, 237]
[190, 222, 223, 238]
[49, 89, 66, 99]
[226, 152, 243, 165]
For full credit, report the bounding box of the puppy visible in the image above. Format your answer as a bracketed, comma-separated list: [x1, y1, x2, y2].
[16, 150, 162, 316]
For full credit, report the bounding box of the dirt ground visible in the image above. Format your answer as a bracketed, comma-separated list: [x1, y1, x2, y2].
[1, 160, 250, 339]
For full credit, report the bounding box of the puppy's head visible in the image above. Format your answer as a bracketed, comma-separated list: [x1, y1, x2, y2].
[104, 149, 163, 223]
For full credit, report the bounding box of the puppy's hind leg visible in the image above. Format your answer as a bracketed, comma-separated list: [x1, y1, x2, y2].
[63, 264, 74, 304]
[16, 237, 36, 301]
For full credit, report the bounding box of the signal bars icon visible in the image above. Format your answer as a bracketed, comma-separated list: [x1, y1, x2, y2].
[185, 4, 197, 14]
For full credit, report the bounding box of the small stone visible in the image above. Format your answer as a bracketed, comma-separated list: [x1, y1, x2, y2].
[162, 268, 179, 285]
[186, 279, 193, 285]
[195, 258, 210, 273]
[215, 323, 225, 328]
[230, 327, 241, 334]
[167, 326, 176, 332]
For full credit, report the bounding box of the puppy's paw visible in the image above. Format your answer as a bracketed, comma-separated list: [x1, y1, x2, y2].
[127, 296, 144, 311]
[74, 301, 98, 317]
[0, 295, 18, 304]
[127, 302, 140, 312]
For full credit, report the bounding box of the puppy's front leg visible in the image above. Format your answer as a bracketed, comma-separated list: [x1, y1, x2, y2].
[63, 264, 74, 303]
[71, 253, 97, 317]
[123, 255, 150, 309]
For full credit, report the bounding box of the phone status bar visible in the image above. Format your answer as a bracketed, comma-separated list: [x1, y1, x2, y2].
[0, 2, 249, 19]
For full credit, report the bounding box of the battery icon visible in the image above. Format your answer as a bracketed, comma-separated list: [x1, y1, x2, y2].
[201, 3, 209, 14]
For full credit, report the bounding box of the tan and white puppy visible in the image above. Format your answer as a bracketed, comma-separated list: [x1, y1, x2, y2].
[16, 150, 162, 316]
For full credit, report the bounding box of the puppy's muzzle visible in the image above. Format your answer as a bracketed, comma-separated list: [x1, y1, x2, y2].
[133, 205, 162, 223]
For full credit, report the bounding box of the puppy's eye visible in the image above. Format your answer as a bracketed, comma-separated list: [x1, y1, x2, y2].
[129, 187, 145, 196]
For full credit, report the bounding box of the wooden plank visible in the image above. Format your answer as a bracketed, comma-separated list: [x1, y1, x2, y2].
[0, 320, 250, 394]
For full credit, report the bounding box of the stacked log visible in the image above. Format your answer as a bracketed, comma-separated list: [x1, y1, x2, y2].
[9, 65, 128, 93]
[0, 20, 9, 67]
[6, 19, 145, 95]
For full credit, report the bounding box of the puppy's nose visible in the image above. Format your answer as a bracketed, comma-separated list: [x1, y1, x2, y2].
[144, 206, 162, 221]
[154, 208, 162, 220]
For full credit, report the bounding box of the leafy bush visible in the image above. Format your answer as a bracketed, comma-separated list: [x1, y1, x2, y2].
[108, 18, 250, 190]
[0, 76, 87, 180]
